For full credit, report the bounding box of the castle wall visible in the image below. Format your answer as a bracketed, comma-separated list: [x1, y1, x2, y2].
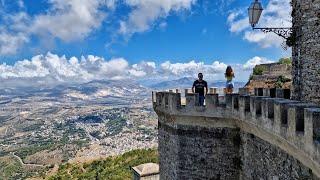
[292, 0, 320, 104]
[158, 119, 319, 180]
[153, 91, 320, 179]
[240, 132, 317, 180]
[159, 121, 240, 180]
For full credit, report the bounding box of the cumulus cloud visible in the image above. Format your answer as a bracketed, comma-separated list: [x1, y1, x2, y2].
[159, 60, 228, 80]
[243, 56, 274, 70]
[161, 60, 227, 74]
[0, 52, 274, 88]
[129, 61, 157, 77]
[0, 31, 29, 55]
[31, 0, 106, 42]
[0, 0, 112, 55]
[0, 12, 30, 55]
[119, 0, 196, 36]
[0, 52, 145, 88]
[227, 0, 292, 48]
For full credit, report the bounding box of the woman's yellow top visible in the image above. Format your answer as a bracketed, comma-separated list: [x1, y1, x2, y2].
[226, 76, 233, 81]
[226, 72, 234, 81]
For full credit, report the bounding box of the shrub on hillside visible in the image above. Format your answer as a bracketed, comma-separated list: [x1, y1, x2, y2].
[253, 66, 265, 76]
[48, 148, 158, 180]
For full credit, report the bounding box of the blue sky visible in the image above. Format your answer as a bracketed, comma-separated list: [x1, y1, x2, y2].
[0, 0, 291, 87]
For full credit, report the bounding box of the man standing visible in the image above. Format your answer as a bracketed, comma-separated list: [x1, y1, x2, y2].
[192, 73, 208, 106]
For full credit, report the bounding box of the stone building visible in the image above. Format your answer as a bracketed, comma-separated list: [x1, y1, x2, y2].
[292, 0, 320, 104]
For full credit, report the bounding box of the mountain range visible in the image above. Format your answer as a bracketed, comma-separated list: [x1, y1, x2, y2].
[0, 77, 246, 103]
[146, 77, 246, 90]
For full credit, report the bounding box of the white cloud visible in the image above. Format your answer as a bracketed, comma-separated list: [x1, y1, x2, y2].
[227, 0, 292, 48]
[0, 52, 135, 86]
[131, 61, 156, 76]
[119, 0, 196, 36]
[227, 10, 249, 33]
[0, 0, 197, 55]
[159, 21, 168, 30]
[0, 53, 274, 87]
[159, 60, 227, 79]
[0, 31, 29, 55]
[243, 56, 274, 70]
[31, 0, 106, 42]
[0, 12, 30, 55]
[0, 0, 110, 55]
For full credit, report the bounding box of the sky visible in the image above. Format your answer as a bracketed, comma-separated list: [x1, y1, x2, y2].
[0, 0, 292, 88]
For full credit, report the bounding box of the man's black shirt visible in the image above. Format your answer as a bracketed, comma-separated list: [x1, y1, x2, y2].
[192, 80, 208, 96]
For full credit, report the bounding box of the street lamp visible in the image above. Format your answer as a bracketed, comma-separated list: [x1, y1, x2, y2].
[248, 0, 293, 40]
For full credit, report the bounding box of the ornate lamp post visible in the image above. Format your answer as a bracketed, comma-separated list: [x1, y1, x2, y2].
[248, 0, 293, 41]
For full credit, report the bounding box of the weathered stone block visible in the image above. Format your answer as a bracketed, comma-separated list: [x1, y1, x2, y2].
[205, 94, 219, 110]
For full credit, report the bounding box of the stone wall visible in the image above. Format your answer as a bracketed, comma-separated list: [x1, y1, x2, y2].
[159, 122, 240, 179]
[292, 0, 320, 104]
[157, 117, 319, 180]
[153, 90, 320, 179]
[255, 63, 292, 77]
[240, 132, 317, 180]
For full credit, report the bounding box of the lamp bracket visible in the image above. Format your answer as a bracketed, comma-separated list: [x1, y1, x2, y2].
[253, 27, 293, 39]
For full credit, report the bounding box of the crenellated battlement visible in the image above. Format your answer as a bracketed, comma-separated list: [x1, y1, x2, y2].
[153, 88, 320, 178]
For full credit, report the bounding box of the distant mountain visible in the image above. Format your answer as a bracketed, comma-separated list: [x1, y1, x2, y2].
[209, 81, 246, 89]
[0, 80, 151, 105]
[147, 77, 246, 90]
[0, 78, 246, 102]
[148, 77, 194, 90]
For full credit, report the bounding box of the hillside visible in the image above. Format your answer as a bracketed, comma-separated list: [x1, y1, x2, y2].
[47, 148, 158, 180]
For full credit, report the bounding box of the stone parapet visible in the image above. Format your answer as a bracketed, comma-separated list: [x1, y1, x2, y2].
[153, 88, 320, 178]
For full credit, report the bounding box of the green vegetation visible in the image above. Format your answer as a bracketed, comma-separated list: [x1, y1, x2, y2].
[275, 75, 291, 88]
[253, 66, 266, 75]
[278, 57, 292, 65]
[0, 156, 47, 180]
[249, 74, 254, 81]
[105, 118, 127, 136]
[15, 141, 55, 161]
[15, 124, 89, 162]
[21, 123, 43, 132]
[48, 148, 158, 180]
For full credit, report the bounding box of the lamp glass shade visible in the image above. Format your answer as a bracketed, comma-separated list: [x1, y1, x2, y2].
[248, 0, 263, 27]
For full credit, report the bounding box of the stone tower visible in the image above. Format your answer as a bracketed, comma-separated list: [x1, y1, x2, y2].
[291, 0, 320, 104]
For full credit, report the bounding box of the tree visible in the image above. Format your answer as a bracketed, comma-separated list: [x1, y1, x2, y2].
[278, 57, 292, 65]
[253, 66, 265, 75]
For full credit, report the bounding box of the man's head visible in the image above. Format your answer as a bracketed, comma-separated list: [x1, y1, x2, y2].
[198, 73, 203, 80]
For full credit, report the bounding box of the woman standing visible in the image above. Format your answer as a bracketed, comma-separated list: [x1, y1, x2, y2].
[225, 66, 235, 94]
